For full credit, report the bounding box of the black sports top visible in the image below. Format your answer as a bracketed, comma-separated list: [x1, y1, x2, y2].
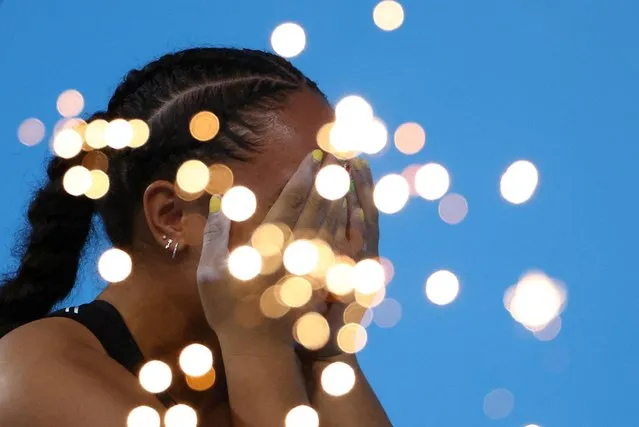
[47, 300, 177, 408]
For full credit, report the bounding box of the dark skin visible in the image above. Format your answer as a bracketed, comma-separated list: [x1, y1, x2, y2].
[0, 89, 391, 426]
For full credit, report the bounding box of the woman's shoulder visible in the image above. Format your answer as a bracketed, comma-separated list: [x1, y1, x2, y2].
[0, 318, 162, 426]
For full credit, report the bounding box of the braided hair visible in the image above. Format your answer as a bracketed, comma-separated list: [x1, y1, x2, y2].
[0, 47, 324, 337]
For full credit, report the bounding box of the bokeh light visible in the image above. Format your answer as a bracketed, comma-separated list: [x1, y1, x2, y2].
[185, 367, 216, 391]
[283, 239, 319, 276]
[98, 248, 132, 283]
[85, 119, 108, 149]
[82, 150, 109, 172]
[425, 270, 459, 306]
[85, 169, 110, 200]
[190, 111, 220, 142]
[139, 360, 172, 393]
[228, 245, 262, 281]
[394, 122, 426, 155]
[483, 388, 515, 420]
[279, 276, 313, 308]
[206, 163, 235, 195]
[52, 128, 83, 159]
[321, 361, 356, 397]
[533, 316, 562, 341]
[438, 193, 469, 225]
[373, 173, 410, 214]
[285, 405, 319, 427]
[373, 0, 405, 31]
[104, 118, 134, 149]
[353, 258, 385, 294]
[128, 119, 150, 148]
[252, 223, 287, 257]
[260, 285, 290, 319]
[56, 89, 84, 117]
[373, 298, 402, 328]
[271, 23, 306, 58]
[326, 261, 356, 296]
[401, 164, 421, 196]
[294, 312, 330, 351]
[62, 165, 92, 196]
[164, 404, 198, 427]
[505, 271, 566, 331]
[18, 118, 45, 146]
[355, 287, 386, 309]
[127, 406, 160, 427]
[500, 160, 539, 204]
[335, 95, 374, 125]
[309, 238, 335, 280]
[415, 163, 450, 201]
[179, 343, 213, 377]
[176, 160, 210, 194]
[222, 186, 257, 222]
[344, 302, 374, 327]
[337, 323, 368, 354]
[315, 164, 350, 200]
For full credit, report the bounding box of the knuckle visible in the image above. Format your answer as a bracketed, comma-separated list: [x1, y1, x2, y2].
[285, 190, 306, 210]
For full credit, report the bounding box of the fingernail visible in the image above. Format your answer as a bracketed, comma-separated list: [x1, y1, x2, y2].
[350, 179, 356, 193]
[356, 208, 364, 221]
[342, 198, 348, 208]
[312, 149, 324, 163]
[209, 195, 222, 213]
[353, 158, 366, 170]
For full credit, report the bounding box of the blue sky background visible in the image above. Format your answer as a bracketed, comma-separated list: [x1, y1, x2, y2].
[1, 0, 638, 426]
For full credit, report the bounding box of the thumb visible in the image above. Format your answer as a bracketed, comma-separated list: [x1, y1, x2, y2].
[197, 195, 231, 283]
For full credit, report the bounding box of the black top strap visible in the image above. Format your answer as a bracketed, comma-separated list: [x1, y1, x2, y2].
[48, 300, 176, 408]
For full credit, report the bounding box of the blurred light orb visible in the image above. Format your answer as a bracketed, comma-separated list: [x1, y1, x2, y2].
[271, 23, 306, 58]
[284, 239, 319, 276]
[294, 312, 331, 351]
[252, 223, 286, 257]
[425, 270, 459, 306]
[179, 343, 213, 377]
[337, 323, 368, 354]
[373, 174, 409, 214]
[18, 118, 45, 146]
[335, 95, 374, 126]
[222, 186, 257, 222]
[85, 169, 110, 200]
[355, 287, 386, 309]
[326, 262, 356, 295]
[53, 128, 83, 159]
[176, 160, 210, 194]
[206, 163, 235, 195]
[415, 163, 450, 201]
[85, 119, 108, 149]
[190, 111, 220, 142]
[315, 164, 350, 200]
[373, 0, 405, 31]
[63, 165, 92, 196]
[260, 285, 290, 319]
[98, 248, 132, 283]
[285, 405, 319, 427]
[128, 119, 150, 148]
[524, 424, 541, 427]
[57, 89, 84, 117]
[401, 164, 421, 196]
[500, 160, 539, 204]
[394, 122, 425, 155]
[279, 276, 313, 308]
[373, 298, 402, 328]
[185, 367, 216, 391]
[343, 302, 374, 328]
[365, 118, 389, 154]
[506, 272, 566, 331]
[353, 259, 385, 294]
[438, 193, 469, 225]
[127, 406, 160, 427]
[139, 360, 172, 393]
[104, 119, 133, 149]
[321, 361, 356, 397]
[164, 404, 197, 427]
[228, 246, 262, 281]
[483, 388, 514, 420]
[534, 316, 562, 342]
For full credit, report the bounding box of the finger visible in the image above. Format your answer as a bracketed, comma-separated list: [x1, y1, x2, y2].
[352, 158, 379, 254]
[348, 193, 367, 258]
[294, 154, 342, 235]
[197, 195, 231, 283]
[263, 149, 324, 229]
[333, 198, 349, 256]
[316, 197, 346, 246]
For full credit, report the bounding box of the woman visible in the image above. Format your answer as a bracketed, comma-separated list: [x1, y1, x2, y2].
[0, 47, 392, 426]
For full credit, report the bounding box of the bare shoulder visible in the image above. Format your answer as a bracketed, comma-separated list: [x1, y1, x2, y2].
[0, 318, 163, 427]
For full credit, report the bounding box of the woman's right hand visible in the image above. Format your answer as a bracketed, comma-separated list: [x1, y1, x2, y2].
[196, 149, 347, 348]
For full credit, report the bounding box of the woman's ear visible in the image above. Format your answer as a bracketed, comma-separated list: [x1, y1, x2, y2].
[142, 180, 188, 247]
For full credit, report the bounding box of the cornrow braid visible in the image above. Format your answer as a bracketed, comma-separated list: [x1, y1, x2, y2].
[0, 47, 325, 337]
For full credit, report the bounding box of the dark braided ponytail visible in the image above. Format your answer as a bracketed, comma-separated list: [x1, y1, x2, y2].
[0, 47, 325, 338]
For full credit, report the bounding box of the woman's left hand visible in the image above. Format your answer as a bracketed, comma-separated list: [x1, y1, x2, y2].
[298, 157, 380, 362]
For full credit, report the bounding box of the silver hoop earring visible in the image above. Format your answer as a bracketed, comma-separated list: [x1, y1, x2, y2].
[172, 241, 179, 259]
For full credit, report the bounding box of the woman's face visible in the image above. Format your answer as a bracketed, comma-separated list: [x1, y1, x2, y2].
[221, 89, 335, 249]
